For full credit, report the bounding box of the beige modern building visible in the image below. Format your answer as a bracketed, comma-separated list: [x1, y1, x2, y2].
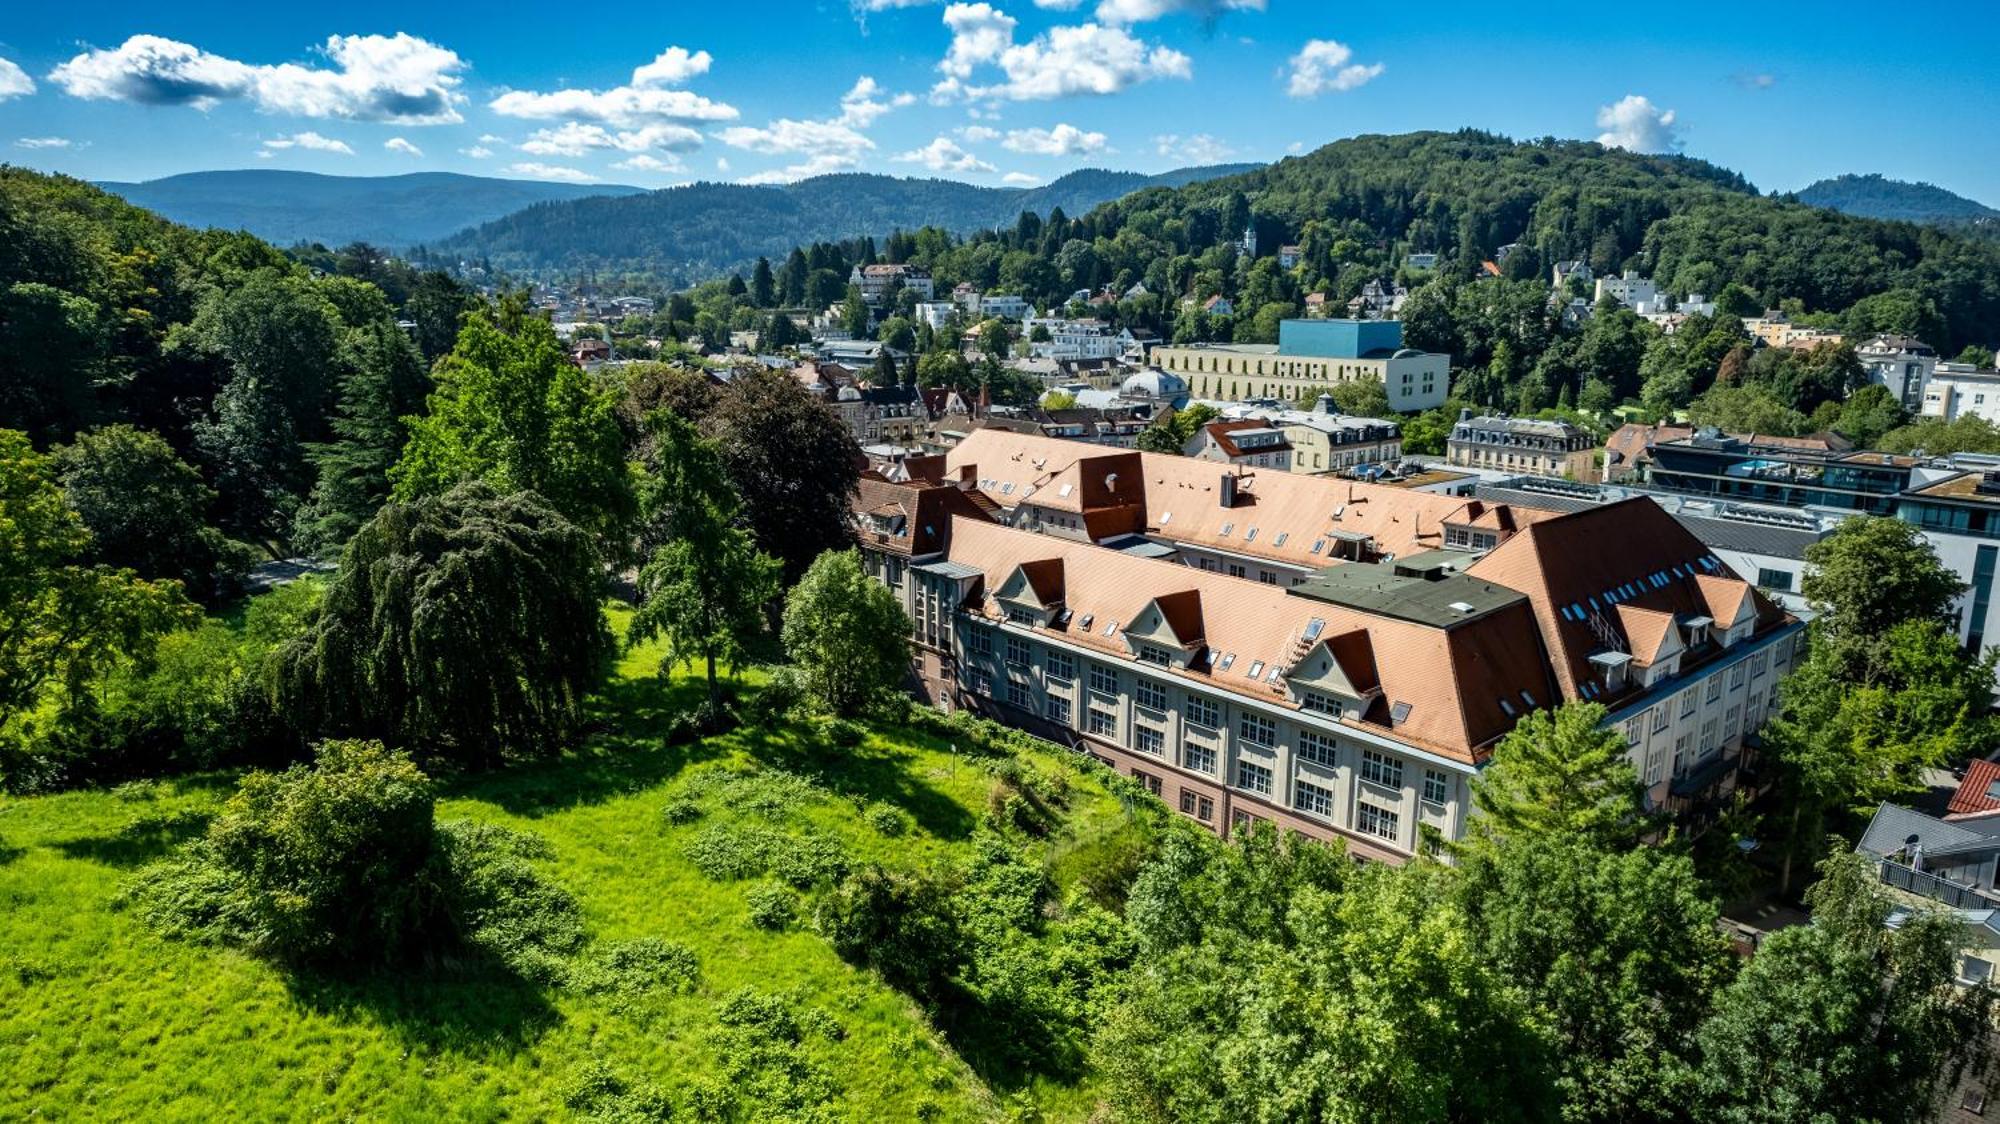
[1151, 319, 1449, 411]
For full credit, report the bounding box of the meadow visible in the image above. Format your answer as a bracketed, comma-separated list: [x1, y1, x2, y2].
[0, 618, 1150, 1121]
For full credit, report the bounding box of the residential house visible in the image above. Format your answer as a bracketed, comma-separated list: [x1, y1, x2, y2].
[1595, 270, 1662, 314]
[1551, 260, 1594, 291]
[1923, 361, 2000, 425]
[1857, 334, 1939, 413]
[1445, 410, 1596, 478]
[1203, 295, 1235, 317]
[1186, 420, 1294, 471]
[1278, 245, 1302, 269]
[849, 263, 934, 305]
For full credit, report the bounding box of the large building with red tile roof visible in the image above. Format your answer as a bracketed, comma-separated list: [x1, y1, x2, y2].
[870, 452, 1804, 858]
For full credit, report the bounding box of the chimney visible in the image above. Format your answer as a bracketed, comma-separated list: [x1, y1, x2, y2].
[1219, 472, 1237, 508]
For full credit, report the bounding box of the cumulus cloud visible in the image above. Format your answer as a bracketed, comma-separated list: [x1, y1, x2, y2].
[632, 46, 712, 87]
[384, 136, 422, 156]
[461, 145, 494, 158]
[262, 131, 355, 155]
[0, 58, 34, 100]
[739, 152, 862, 185]
[519, 120, 703, 156]
[51, 33, 466, 124]
[1154, 132, 1231, 164]
[1094, 0, 1263, 23]
[1003, 170, 1042, 185]
[611, 153, 684, 173]
[896, 135, 997, 173]
[935, 7, 1192, 102]
[15, 137, 75, 149]
[1285, 38, 1382, 97]
[1594, 94, 1681, 152]
[1002, 122, 1107, 154]
[506, 162, 597, 182]
[489, 45, 736, 126]
[837, 75, 915, 127]
[715, 118, 874, 157]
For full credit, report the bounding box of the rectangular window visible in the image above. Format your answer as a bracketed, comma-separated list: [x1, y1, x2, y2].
[968, 667, 992, 696]
[1006, 636, 1030, 668]
[1701, 718, 1720, 753]
[1007, 681, 1030, 710]
[1046, 692, 1071, 726]
[1132, 768, 1162, 796]
[1728, 663, 1746, 689]
[1645, 741, 1667, 785]
[1294, 780, 1334, 818]
[1356, 801, 1400, 841]
[1238, 713, 1277, 748]
[1756, 567, 1794, 592]
[1623, 719, 1642, 747]
[1297, 730, 1338, 769]
[1706, 675, 1723, 703]
[1673, 731, 1692, 775]
[1087, 706, 1117, 737]
[1300, 690, 1345, 718]
[1724, 707, 1741, 742]
[1186, 696, 1220, 729]
[1422, 769, 1449, 807]
[1089, 664, 1119, 696]
[1045, 650, 1073, 683]
[1235, 760, 1272, 795]
[1679, 689, 1696, 717]
[1650, 706, 1670, 733]
[1134, 724, 1165, 756]
[1136, 677, 1168, 712]
[969, 627, 992, 656]
[1183, 740, 1217, 775]
[1750, 652, 1769, 680]
[1360, 749, 1403, 789]
[1137, 644, 1172, 667]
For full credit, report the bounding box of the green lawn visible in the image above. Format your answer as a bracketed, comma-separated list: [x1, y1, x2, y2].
[0, 617, 1146, 1121]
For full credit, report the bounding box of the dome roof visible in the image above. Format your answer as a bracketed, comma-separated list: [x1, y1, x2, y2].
[1121, 368, 1187, 397]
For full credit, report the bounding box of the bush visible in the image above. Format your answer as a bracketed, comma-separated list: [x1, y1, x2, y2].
[125, 739, 584, 976]
[663, 697, 736, 747]
[865, 803, 909, 837]
[746, 881, 798, 930]
[820, 717, 867, 749]
[708, 988, 840, 1120]
[815, 865, 967, 1003]
[744, 667, 810, 727]
[660, 796, 703, 826]
[682, 824, 849, 888]
[560, 1061, 675, 1124]
[576, 937, 700, 998]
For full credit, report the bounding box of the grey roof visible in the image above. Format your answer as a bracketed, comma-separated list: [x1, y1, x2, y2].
[1473, 483, 1602, 516]
[912, 560, 984, 579]
[1857, 803, 2000, 861]
[1673, 513, 1825, 562]
[1290, 564, 1527, 628]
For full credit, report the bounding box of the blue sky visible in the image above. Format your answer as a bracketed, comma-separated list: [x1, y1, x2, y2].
[2, 0, 1996, 204]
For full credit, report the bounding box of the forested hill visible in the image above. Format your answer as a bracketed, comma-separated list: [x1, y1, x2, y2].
[97, 170, 646, 250]
[1795, 173, 1999, 226]
[428, 163, 1256, 280]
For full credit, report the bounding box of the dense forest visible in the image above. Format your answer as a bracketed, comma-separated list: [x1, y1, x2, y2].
[426, 163, 1256, 282]
[1797, 173, 2000, 227]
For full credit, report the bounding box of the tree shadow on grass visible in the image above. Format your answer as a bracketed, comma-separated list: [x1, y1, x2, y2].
[53, 809, 213, 868]
[279, 950, 562, 1057]
[463, 675, 731, 817]
[737, 724, 979, 843]
[924, 982, 1087, 1096]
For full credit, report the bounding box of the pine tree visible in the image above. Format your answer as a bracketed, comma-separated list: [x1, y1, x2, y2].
[295, 321, 431, 553]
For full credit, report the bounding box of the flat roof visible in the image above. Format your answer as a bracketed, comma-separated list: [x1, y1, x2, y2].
[1910, 472, 2000, 507]
[1288, 564, 1526, 628]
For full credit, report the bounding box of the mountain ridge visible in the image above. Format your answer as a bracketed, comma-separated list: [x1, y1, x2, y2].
[1794, 173, 1999, 226]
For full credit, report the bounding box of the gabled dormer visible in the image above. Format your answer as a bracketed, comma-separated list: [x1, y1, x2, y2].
[1122, 590, 1204, 668]
[1693, 574, 1756, 647]
[1286, 628, 1383, 718]
[994, 558, 1066, 626]
[1616, 604, 1684, 684]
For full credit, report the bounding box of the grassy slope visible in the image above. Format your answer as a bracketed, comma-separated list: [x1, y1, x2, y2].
[0, 613, 1140, 1120]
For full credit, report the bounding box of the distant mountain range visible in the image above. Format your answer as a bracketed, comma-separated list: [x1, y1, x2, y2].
[96, 171, 647, 249]
[1795, 173, 1999, 226]
[427, 164, 1261, 279]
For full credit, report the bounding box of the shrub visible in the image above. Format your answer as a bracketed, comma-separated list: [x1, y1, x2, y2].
[683, 824, 781, 881]
[771, 834, 849, 889]
[820, 717, 866, 749]
[708, 988, 840, 1120]
[576, 937, 699, 998]
[815, 865, 967, 1003]
[745, 667, 810, 727]
[864, 803, 909, 837]
[126, 739, 584, 977]
[746, 881, 798, 930]
[660, 796, 703, 826]
[560, 1061, 675, 1124]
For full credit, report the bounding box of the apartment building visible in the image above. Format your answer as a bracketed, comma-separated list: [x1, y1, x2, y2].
[1150, 319, 1450, 411]
[1185, 420, 1294, 470]
[1921, 361, 2000, 425]
[1445, 410, 1595, 479]
[849, 263, 934, 305]
[865, 496, 1798, 859]
[1858, 333, 1938, 413]
[1198, 396, 1403, 475]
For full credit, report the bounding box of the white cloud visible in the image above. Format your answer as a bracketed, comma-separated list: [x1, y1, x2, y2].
[716, 118, 873, 156]
[1594, 94, 1681, 152]
[0, 58, 33, 100]
[519, 121, 703, 156]
[489, 46, 735, 126]
[1154, 132, 1231, 164]
[852, 0, 941, 10]
[1002, 122, 1107, 154]
[384, 136, 422, 156]
[262, 131, 355, 155]
[478, 132, 503, 142]
[935, 10, 1192, 102]
[739, 152, 861, 185]
[837, 75, 915, 127]
[1285, 38, 1382, 97]
[632, 46, 712, 87]
[716, 156, 731, 171]
[15, 137, 75, 149]
[896, 135, 997, 173]
[939, 3, 1018, 80]
[1734, 71, 1777, 90]
[611, 153, 684, 173]
[51, 33, 466, 124]
[1033, 0, 1085, 8]
[959, 124, 1001, 142]
[506, 162, 597, 182]
[461, 145, 493, 158]
[1093, 0, 1263, 23]
[1003, 170, 1042, 185]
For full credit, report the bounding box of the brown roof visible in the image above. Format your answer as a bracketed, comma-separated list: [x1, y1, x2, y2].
[1615, 604, 1678, 667]
[852, 477, 997, 557]
[1948, 760, 2000, 818]
[1465, 498, 1788, 702]
[1203, 420, 1294, 459]
[945, 517, 1558, 763]
[944, 429, 1558, 570]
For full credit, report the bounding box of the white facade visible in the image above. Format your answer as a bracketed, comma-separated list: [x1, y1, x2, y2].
[1595, 271, 1661, 314]
[1613, 630, 1801, 805]
[1921, 362, 2000, 424]
[916, 301, 957, 332]
[1025, 316, 1128, 361]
